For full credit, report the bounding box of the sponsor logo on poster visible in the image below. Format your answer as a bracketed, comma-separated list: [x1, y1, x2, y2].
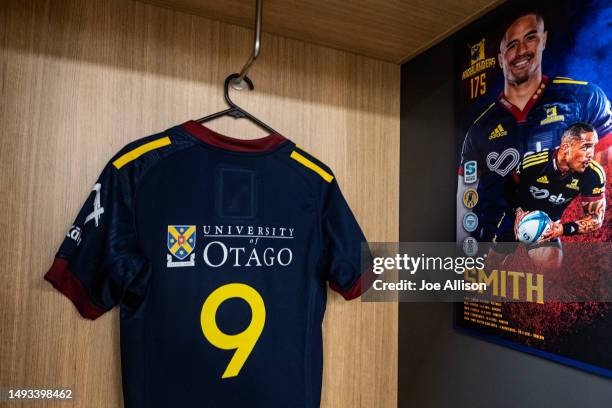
[463, 188, 478, 208]
[462, 237, 478, 256]
[464, 161, 478, 183]
[540, 105, 565, 125]
[463, 212, 479, 232]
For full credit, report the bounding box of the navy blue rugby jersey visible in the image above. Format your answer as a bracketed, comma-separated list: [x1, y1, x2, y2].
[460, 76, 612, 240]
[510, 150, 606, 221]
[44, 121, 371, 408]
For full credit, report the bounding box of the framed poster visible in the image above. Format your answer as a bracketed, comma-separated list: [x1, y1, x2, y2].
[454, 0, 612, 378]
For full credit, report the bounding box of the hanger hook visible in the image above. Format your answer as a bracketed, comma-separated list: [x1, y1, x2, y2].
[224, 73, 254, 108]
[231, 0, 263, 91]
[195, 72, 276, 134]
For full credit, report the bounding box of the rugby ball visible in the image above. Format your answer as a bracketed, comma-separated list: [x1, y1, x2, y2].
[517, 211, 551, 244]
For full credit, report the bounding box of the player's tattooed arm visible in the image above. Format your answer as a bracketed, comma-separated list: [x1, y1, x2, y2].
[576, 197, 606, 233]
[547, 197, 606, 239]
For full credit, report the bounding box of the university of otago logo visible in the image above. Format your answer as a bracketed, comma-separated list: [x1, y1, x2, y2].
[167, 225, 196, 268]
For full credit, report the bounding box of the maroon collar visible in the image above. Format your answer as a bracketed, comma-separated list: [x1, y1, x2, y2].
[181, 120, 286, 152]
[498, 75, 549, 123]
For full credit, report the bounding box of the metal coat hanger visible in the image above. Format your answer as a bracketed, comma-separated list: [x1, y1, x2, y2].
[195, 0, 277, 135]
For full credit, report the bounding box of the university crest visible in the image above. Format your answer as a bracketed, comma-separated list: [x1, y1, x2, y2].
[167, 225, 196, 267]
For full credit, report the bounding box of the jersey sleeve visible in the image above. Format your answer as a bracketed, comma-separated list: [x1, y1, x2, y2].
[583, 83, 612, 137]
[503, 169, 521, 210]
[458, 129, 479, 175]
[44, 158, 149, 319]
[320, 178, 371, 300]
[580, 161, 606, 201]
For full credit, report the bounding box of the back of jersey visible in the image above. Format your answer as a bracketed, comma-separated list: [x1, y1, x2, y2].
[45, 121, 370, 408]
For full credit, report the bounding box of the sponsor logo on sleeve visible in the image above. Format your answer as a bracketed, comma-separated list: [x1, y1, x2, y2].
[84, 183, 104, 227]
[462, 237, 479, 256]
[463, 212, 479, 233]
[66, 226, 82, 245]
[464, 161, 478, 183]
[463, 188, 478, 209]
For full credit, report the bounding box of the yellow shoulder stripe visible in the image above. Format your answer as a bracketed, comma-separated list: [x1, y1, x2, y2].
[523, 152, 548, 163]
[472, 102, 496, 125]
[591, 160, 605, 172]
[113, 136, 172, 169]
[290, 151, 333, 183]
[553, 79, 588, 85]
[523, 158, 548, 169]
[589, 162, 605, 184]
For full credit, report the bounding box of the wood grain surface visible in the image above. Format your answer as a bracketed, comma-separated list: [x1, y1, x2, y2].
[0, 0, 399, 406]
[139, 0, 503, 64]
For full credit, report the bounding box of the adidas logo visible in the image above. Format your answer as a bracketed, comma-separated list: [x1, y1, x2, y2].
[566, 178, 579, 190]
[489, 124, 508, 139]
[536, 175, 549, 184]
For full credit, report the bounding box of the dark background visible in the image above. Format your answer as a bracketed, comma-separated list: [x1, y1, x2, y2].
[398, 1, 612, 405]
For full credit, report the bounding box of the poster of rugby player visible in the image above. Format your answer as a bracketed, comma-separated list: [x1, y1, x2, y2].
[454, 0, 612, 377]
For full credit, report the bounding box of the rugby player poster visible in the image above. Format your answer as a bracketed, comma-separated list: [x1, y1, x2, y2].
[454, 0, 612, 377]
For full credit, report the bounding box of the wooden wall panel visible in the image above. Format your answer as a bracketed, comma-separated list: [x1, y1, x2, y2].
[0, 0, 399, 406]
[139, 0, 503, 64]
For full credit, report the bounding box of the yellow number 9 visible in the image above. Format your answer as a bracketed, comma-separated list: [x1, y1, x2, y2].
[200, 283, 266, 379]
